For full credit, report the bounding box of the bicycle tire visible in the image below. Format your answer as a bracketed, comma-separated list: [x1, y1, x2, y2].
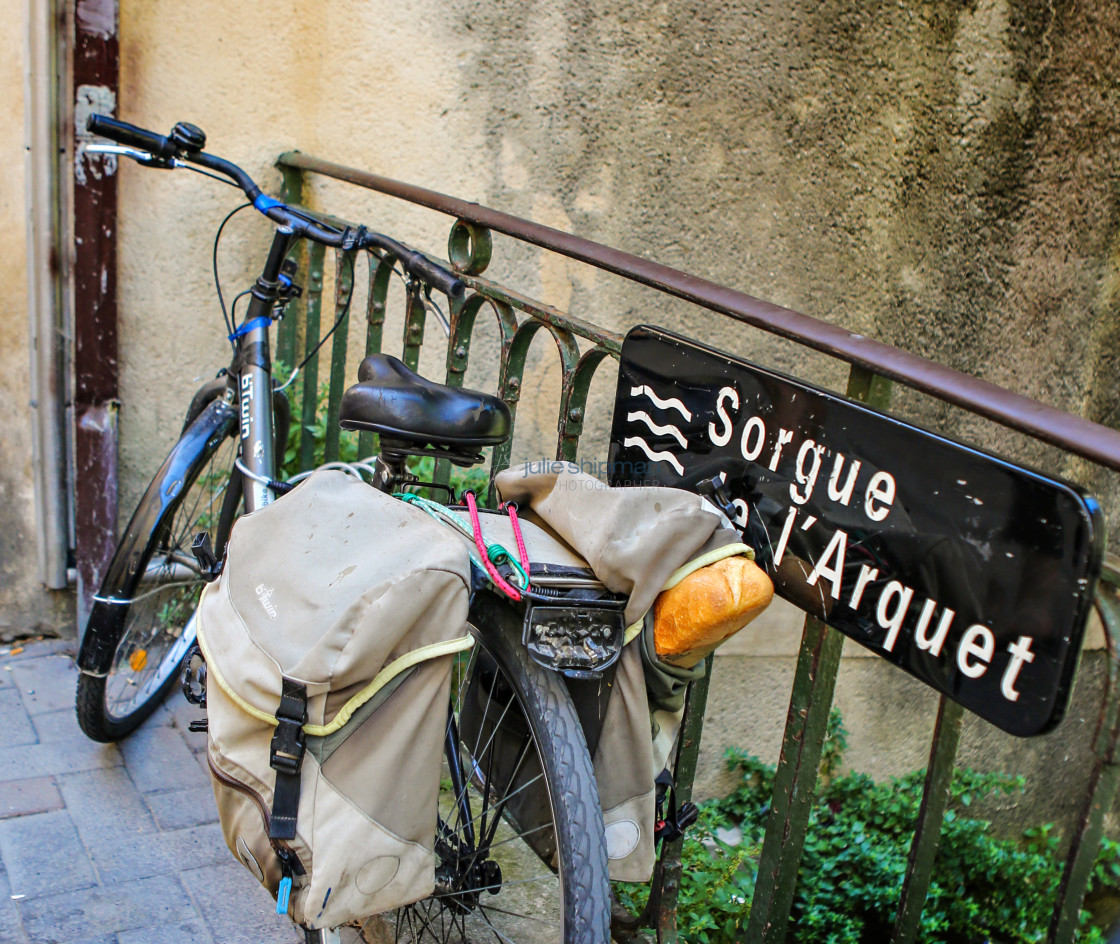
[76, 396, 241, 742]
[363, 592, 611, 944]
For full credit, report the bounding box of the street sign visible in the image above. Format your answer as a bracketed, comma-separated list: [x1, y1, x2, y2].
[608, 325, 1105, 736]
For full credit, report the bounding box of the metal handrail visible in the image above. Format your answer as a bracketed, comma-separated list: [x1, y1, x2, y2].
[278, 150, 1120, 473]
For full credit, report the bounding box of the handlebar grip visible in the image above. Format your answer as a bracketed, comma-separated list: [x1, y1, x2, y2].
[86, 114, 176, 161]
[407, 253, 465, 299]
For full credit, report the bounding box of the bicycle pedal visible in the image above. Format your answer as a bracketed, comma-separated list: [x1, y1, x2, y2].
[190, 532, 223, 581]
[188, 718, 208, 733]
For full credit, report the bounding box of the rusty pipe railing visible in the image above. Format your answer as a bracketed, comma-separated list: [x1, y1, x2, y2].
[277, 151, 1120, 475]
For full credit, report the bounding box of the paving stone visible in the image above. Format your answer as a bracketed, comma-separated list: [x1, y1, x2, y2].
[139, 698, 175, 728]
[117, 916, 212, 944]
[32, 708, 91, 745]
[19, 874, 193, 942]
[9, 656, 79, 715]
[0, 810, 97, 899]
[119, 725, 209, 795]
[158, 823, 229, 873]
[83, 830, 176, 887]
[58, 768, 157, 837]
[181, 863, 303, 944]
[144, 787, 218, 831]
[0, 740, 122, 783]
[0, 688, 39, 747]
[0, 778, 63, 821]
[0, 865, 27, 944]
[58, 936, 118, 944]
[0, 900, 28, 944]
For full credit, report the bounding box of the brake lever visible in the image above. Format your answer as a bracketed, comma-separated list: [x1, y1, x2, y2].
[84, 143, 174, 169]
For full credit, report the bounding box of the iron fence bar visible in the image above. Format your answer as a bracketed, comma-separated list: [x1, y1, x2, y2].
[275, 151, 1120, 473]
[324, 250, 354, 464]
[890, 696, 966, 944]
[1050, 571, 1120, 944]
[298, 242, 326, 472]
[401, 282, 427, 374]
[275, 166, 304, 377]
[745, 614, 845, 944]
[559, 348, 616, 463]
[357, 252, 393, 460]
[654, 657, 716, 943]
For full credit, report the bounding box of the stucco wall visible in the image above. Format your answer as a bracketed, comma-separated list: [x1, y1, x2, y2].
[8, 0, 1120, 832]
[0, 0, 73, 639]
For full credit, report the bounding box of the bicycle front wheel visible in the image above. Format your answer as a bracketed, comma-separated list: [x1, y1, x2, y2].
[76, 397, 241, 742]
[363, 593, 611, 944]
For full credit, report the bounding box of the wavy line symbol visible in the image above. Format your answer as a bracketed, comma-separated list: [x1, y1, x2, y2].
[626, 411, 687, 449]
[629, 385, 692, 422]
[624, 437, 685, 475]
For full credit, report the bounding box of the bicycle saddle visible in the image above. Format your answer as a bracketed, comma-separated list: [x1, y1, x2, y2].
[339, 354, 511, 466]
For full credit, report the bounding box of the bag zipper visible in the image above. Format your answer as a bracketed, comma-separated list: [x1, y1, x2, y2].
[207, 750, 307, 908]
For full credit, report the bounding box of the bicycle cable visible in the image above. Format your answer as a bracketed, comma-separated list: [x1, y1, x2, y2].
[175, 160, 241, 189]
[228, 289, 253, 328]
[378, 252, 451, 338]
[212, 202, 253, 346]
[275, 250, 356, 392]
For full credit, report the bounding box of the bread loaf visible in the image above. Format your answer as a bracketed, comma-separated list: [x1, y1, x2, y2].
[653, 555, 774, 668]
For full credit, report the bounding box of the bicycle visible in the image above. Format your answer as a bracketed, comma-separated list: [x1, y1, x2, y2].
[75, 115, 612, 943]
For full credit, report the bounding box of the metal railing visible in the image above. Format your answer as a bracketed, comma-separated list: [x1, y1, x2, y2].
[275, 151, 1120, 944]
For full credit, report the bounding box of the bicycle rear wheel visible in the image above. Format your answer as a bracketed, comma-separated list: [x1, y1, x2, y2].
[76, 398, 241, 741]
[362, 595, 611, 944]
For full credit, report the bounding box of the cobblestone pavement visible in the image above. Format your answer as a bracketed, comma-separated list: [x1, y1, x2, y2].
[0, 638, 304, 944]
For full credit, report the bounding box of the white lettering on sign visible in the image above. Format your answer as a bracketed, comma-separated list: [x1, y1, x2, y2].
[1001, 635, 1035, 701]
[689, 386, 1044, 707]
[740, 416, 766, 461]
[914, 599, 955, 658]
[957, 624, 996, 678]
[708, 387, 739, 447]
[807, 529, 847, 600]
[864, 471, 896, 522]
[791, 440, 825, 505]
[827, 454, 861, 505]
[769, 428, 794, 471]
[877, 581, 914, 652]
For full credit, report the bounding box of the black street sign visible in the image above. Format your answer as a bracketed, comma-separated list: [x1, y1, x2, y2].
[608, 325, 1105, 737]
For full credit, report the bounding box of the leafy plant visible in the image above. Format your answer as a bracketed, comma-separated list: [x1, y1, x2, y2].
[617, 710, 1120, 944]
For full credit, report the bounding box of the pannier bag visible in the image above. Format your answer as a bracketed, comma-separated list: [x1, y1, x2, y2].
[195, 469, 474, 930]
[462, 461, 773, 882]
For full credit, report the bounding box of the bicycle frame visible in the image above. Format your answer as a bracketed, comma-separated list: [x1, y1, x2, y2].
[236, 227, 296, 514]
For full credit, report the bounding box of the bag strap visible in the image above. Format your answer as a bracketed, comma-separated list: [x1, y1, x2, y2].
[269, 677, 307, 841]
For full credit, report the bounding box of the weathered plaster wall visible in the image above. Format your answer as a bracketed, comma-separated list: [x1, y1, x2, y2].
[101, 0, 1120, 838]
[6, 0, 1118, 830]
[0, 0, 73, 639]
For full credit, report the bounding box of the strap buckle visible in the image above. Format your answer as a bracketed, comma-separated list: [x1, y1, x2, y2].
[270, 679, 307, 775]
[270, 716, 306, 775]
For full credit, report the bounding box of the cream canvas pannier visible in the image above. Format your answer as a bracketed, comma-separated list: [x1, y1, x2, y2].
[196, 469, 473, 931]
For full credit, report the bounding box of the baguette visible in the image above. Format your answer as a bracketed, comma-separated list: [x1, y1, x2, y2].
[653, 554, 774, 668]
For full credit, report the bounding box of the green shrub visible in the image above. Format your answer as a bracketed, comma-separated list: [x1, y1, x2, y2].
[618, 710, 1119, 944]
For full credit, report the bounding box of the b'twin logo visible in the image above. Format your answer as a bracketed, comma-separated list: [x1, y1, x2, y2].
[255, 584, 278, 620]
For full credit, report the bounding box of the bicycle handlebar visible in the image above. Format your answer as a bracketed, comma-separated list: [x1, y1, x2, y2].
[86, 114, 465, 299]
[87, 114, 179, 162]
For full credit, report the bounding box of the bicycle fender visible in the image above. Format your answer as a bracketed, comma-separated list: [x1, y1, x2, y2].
[78, 398, 237, 673]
